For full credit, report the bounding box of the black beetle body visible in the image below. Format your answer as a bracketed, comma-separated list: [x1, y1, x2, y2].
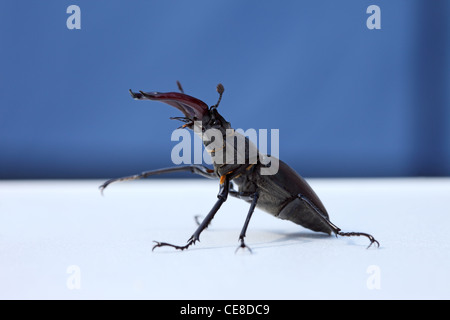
[234, 159, 332, 234]
[100, 83, 379, 251]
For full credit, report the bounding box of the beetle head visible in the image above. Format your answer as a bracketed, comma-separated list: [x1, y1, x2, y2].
[129, 83, 231, 134]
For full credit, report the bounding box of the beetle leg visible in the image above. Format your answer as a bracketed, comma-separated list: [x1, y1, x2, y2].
[229, 190, 255, 202]
[152, 175, 231, 251]
[228, 180, 258, 201]
[99, 164, 217, 195]
[298, 194, 380, 249]
[336, 231, 380, 249]
[193, 184, 251, 227]
[235, 191, 259, 254]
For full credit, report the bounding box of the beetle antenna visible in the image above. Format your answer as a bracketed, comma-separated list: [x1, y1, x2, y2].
[176, 80, 184, 94]
[211, 83, 224, 110]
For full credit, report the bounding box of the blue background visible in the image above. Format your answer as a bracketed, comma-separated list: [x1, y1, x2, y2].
[0, 0, 449, 179]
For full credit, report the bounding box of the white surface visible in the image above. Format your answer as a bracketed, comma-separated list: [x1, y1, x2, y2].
[1, 178, 449, 300]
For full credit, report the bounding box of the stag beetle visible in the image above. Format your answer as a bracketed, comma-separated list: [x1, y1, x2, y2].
[100, 82, 379, 252]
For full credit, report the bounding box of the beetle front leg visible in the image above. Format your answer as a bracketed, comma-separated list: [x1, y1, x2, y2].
[152, 176, 231, 251]
[193, 182, 249, 227]
[99, 164, 217, 194]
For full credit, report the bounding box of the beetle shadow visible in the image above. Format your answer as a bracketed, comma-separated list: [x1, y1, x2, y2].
[252, 230, 382, 250]
[249, 230, 332, 250]
[148, 230, 314, 254]
[235, 229, 381, 251]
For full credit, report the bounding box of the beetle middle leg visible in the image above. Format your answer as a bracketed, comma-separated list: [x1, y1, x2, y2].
[298, 194, 380, 249]
[235, 191, 259, 253]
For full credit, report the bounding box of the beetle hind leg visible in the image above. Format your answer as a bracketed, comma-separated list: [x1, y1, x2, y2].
[235, 191, 259, 254]
[336, 231, 380, 249]
[298, 194, 380, 249]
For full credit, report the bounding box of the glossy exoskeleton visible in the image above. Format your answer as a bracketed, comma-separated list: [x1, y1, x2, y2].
[100, 82, 379, 252]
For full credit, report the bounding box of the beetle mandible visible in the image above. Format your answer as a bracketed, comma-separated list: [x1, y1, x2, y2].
[100, 82, 379, 252]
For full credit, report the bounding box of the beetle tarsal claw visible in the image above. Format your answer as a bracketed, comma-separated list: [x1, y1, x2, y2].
[337, 231, 380, 249]
[235, 240, 253, 254]
[152, 240, 188, 251]
[98, 180, 114, 195]
[151, 237, 199, 251]
[367, 238, 380, 249]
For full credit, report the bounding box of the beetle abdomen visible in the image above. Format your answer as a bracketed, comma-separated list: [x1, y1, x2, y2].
[277, 197, 332, 234]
